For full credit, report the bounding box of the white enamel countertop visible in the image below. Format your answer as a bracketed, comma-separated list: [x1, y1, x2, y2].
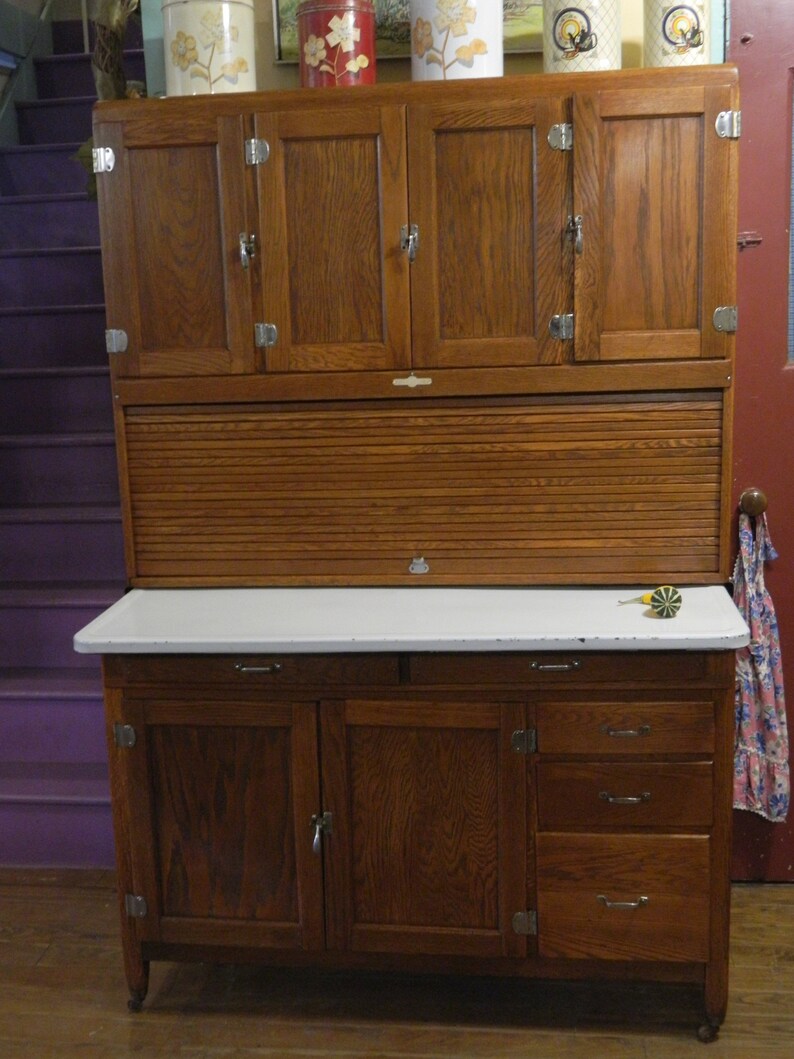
[74, 586, 749, 654]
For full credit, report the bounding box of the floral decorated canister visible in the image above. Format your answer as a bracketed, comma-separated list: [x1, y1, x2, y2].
[162, 0, 256, 95]
[542, 0, 621, 72]
[644, 1, 708, 67]
[410, 1, 503, 81]
[297, 1, 376, 87]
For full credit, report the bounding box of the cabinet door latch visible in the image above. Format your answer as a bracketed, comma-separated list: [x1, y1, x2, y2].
[400, 223, 419, 262]
[239, 232, 257, 270]
[512, 910, 538, 936]
[566, 214, 583, 254]
[311, 812, 333, 854]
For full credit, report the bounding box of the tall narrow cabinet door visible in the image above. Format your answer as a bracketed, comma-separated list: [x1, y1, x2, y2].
[115, 696, 325, 951]
[254, 106, 411, 373]
[321, 699, 528, 958]
[94, 113, 255, 377]
[407, 96, 569, 369]
[573, 83, 738, 362]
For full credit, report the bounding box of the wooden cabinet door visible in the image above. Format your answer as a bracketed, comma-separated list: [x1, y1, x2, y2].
[572, 83, 738, 362]
[116, 695, 324, 951]
[254, 106, 411, 373]
[408, 97, 569, 369]
[320, 699, 527, 958]
[94, 113, 255, 377]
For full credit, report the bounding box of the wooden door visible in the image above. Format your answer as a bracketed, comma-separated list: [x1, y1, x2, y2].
[320, 699, 528, 958]
[94, 112, 255, 377]
[572, 82, 738, 362]
[116, 694, 324, 951]
[408, 96, 569, 369]
[254, 105, 411, 373]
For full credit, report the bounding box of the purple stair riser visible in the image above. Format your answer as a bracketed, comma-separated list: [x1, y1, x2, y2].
[0, 308, 106, 366]
[0, 804, 114, 867]
[0, 197, 99, 249]
[0, 518, 124, 582]
[0, 248, 104, 307]
[1, 695, 107, 762]
[16, 98, 95, 145]
[52, 17, 144, 54]
[0, 439, 119, 505]
[1, 370, 114, 433]
[0, 145, 88, 196]
[35, 49, 146, 99]
[0, 604, 110, 669]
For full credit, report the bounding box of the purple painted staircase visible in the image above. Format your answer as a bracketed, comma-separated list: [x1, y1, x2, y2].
[0, 20, 143, 866]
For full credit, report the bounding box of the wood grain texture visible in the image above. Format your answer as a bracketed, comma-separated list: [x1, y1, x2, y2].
[535, 699, 715, 754]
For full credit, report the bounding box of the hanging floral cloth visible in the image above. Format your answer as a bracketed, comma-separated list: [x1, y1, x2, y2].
[733, 511, 790, 821]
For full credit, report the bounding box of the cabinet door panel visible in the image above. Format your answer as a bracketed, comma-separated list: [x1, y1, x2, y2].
[94, 115, 254, 378]
[573, 84, 737, 362]
[321, 700, 527, 958]
[256, 107, 411, 372]
[408, 97, 568, 369]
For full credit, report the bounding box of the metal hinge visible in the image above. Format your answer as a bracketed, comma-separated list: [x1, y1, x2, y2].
[254, 322, 278, 348]
[549, 313, 574, 341]
[124, 893, 148, 918]
[713, 305, 738, 333]
[113, 723, 137, 749]
[245, 138, 270, 165]
[92, 146, 115, 174]
[400, 223, 419, 262]
[512, 910, 538, 936]
[511, 729, 537, 754]
[715, 110, 742, 140]
[547, 123, 573, 151]
[105, 329, 128, 355]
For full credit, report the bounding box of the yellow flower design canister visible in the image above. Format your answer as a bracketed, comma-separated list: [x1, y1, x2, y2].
[162, 0, 256, 95]
[297, 1, 377, 87]
[410, 1, 503, 80]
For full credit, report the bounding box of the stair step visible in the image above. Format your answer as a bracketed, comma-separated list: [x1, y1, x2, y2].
[0, 193, 99, 249]
[0, 143, 87, 196]
[0, 433, 119, 505]
[16, 96, 95, 146]
[0, 692, 106, 763]
[0, 667, 104, 698]
[0, 305, 106, 367]
[0, 246, 104, 308]
[0, 366, 114, 433]
[0, 503, 124, 583]
[34, 48, 146, 99]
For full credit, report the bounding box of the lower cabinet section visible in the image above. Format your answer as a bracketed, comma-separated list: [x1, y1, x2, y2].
[101, 649, 735, 1039]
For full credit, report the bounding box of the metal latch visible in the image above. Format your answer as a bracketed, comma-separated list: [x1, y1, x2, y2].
[547, 123, 573, 151]
[715, 110, 742, 139]
[92, 146, 115, 174]
[311, 812, 333, 854]
[549, 313, 574, 341]
[254, 322, 278, 348]
[245, 138, 270, 165]
[239, 232, 257, 270]
[512, 910, 538, 936]
[124, 893, 148, 918]
[400, 223, 419, 262]
[566, 214, 583, 254]
[113, 723, 137, 748]
[713, 306, 738, 333]
[409, 556, 430, 574]
[105, 329, 128, 355]
[511, 729, 537, 754]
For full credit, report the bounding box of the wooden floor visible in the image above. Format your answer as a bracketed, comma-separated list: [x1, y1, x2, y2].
[1, 871, 793, 1058]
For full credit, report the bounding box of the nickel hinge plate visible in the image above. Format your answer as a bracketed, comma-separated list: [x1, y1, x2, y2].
[105, 329, 128, 355]
[547, 123, 573, 151]
[124, 893, 148, 918]
[113, 722, 137, 748]
[511, 728, 537, 754]
[715, 110, 742, 140]
[713, 305, 738, 333]
[512, 910, 538, 936]
[92, 146, 115, 174]
[549, 313, 574, 341]
[245, 138, 270, 165]
[254, 322, 278, 348]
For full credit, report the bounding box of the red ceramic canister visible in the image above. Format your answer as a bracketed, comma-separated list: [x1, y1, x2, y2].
[297, 0, 376, 87]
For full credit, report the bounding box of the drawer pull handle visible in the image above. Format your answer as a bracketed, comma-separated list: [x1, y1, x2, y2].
[599, 791, 651, 805]
[601, 724, 652, 738]
[597, 895, 649, 910]
[234, 663, 283, 675]
[529, 660, 582, 673]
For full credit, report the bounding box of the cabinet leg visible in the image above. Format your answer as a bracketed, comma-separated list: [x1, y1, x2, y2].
[697, 1020, 720, 1043]
[123, 948, 149, 1012]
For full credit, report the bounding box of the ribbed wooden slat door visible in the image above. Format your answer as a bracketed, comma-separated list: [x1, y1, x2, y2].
[122, 395, 726, 585]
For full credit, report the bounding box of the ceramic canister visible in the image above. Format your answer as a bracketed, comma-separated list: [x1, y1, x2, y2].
[162, 0, 256, 95]
[297, 1, 377, 87]
[542, 0, 621, 73]
[644, 1, 708, 67]
[410, 0, 503, 81]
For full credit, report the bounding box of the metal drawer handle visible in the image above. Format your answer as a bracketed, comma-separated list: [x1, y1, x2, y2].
[601, 724, 652, 738]
[599, 791, 651, 805]
[597, 895, 649, 910]
[529, 660, 582, 673]
[234, 663, 283, 675]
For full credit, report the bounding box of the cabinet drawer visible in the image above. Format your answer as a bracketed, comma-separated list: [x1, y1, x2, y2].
[110, 654, 400, 688]
[536, 701, 714, 755]
[536, 833, 710, 962]
[408, 652, 711, 687]
[536, 762, 713, 828]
